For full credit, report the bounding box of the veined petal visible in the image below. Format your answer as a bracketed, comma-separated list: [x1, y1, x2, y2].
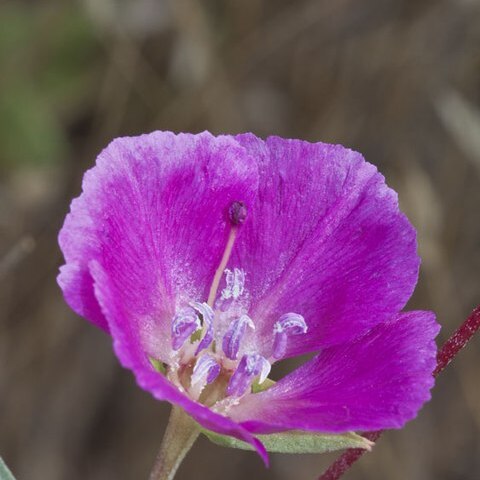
[229, 311, 440, 434]
[233, 134, 420, 358]
[58, 131, 258, 361]
[58, 262, 108, 331]
[89, 261, 268, 464]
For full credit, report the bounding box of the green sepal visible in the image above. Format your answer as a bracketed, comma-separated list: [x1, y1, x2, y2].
[202, 428, 373, 454]
[190, 329, 202, 343]
[251, 377, 275, 393]
[0, 457, 16, 480]
[149, 357, 166, 375]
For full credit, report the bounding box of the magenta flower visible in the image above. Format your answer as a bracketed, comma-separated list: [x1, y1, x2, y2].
[58, 131, 439, 465]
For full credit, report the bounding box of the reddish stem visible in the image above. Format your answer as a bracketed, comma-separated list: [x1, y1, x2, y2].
[433, 306, 480, 377]
[319, 305, 480, 480]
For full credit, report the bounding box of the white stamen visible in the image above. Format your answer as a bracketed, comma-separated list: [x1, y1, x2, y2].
[221, 268, 245, 300]
[191, 354, 220, 386]
[258, 357, 271, 384]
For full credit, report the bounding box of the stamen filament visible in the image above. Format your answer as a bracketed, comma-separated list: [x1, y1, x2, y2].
[207, 226, 238, 307]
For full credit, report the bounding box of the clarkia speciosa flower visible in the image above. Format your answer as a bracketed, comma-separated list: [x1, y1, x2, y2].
[58, 131, 439, 464]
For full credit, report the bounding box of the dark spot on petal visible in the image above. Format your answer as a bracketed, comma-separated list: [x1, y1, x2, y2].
[229, 201, 247, 226]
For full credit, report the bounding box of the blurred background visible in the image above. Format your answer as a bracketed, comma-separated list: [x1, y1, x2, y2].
[0, 0, 479, 479]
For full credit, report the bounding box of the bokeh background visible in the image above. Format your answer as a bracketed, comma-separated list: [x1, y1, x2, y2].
[1, 1, 479, 479]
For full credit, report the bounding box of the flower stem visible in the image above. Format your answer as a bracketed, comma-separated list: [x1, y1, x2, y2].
[149, 406, 200, 480]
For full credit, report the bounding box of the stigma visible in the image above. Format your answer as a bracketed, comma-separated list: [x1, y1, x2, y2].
[228, 201, 247, 225]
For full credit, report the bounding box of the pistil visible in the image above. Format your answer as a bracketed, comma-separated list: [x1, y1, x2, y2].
[206, 201, 247, 307]
[167, 201, 310, 404]
[207, 226, 239, 307]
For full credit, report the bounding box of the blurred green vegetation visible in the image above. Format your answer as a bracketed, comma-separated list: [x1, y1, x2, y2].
[0, 3, 97, 170]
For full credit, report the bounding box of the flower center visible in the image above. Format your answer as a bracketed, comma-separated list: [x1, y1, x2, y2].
[165, 202, 308, 404]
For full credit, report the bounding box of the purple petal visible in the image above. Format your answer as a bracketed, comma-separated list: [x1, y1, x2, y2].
[89, 260, 268, 465]
[58, 262, 109, 331]
[58, 131, 258, 360]
[229, 311, 440, 434]
[232, 134, 420, 358]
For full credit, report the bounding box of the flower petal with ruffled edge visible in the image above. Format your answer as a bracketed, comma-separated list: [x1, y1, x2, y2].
[58, 131, 258, 362]
[228, 311, 439, 434]
[231, 134, 420, 359]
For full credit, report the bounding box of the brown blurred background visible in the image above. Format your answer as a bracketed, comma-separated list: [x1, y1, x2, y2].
[1, 1, 479, 479]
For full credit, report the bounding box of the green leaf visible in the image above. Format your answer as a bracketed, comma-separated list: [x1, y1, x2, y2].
[0, 457, 16, 480]
[202, 429, 373, 454]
